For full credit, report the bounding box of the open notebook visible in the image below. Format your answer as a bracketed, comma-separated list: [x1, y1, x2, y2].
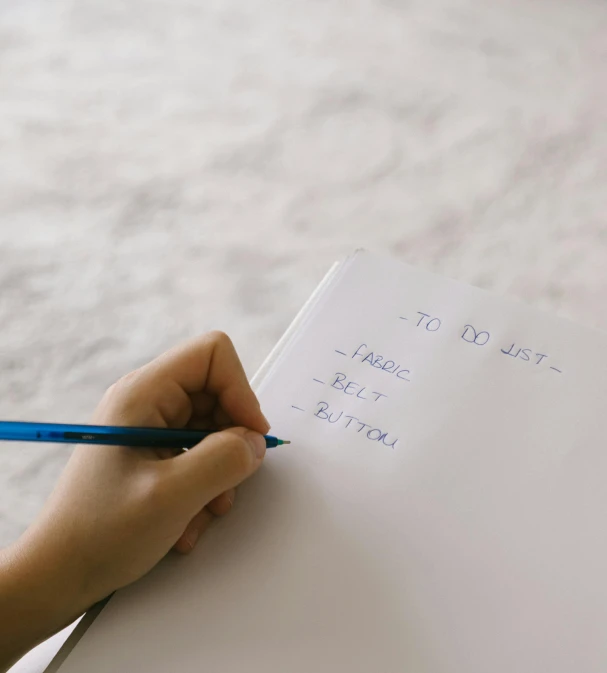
[50, 251, 607, 672]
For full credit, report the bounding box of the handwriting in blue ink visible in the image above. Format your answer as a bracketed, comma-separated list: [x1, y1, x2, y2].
[329, 372, 387, 402]
[314, 401, 398, 448]
[461, 324, 490, 346]
[342, 343, 411, 381]
[500, 344, 548, 365]
[415, 312, 441, 331]
[399, 312, 562, 374]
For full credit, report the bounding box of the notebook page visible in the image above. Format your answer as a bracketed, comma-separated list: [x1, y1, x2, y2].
[58, 251, 607, 673]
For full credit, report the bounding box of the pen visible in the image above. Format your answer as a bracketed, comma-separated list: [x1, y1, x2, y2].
[0, 421, 290, 449]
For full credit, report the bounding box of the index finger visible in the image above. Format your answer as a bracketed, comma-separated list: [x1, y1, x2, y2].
[147, 331, 270, 434]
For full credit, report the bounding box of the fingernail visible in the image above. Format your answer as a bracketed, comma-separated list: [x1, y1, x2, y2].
[245, 430, 266, 460]
[261, 413, 271, 433]
[185, 528, 200, 550]
[226, 488, 236, 507]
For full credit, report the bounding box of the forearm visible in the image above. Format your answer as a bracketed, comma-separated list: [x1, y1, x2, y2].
[0, 333, 268, 670]
[0, 537, 87, 672]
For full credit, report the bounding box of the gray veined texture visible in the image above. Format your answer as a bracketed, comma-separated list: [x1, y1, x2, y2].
[0, 0, 606, 544]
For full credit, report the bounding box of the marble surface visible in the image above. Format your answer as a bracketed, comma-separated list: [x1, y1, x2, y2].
[1, 0, 606, 548]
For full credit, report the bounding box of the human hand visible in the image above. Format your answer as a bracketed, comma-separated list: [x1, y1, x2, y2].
[0, 332, 269, 669]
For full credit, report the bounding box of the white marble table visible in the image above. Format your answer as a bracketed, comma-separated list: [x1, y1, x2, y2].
[1, 0, 606, 666]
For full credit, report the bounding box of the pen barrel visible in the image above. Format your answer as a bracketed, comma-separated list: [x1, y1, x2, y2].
[62, 432, 198, 447]
[0, 422, 281, 448]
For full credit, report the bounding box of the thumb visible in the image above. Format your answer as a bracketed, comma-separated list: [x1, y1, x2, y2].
[168, 427, 266, 512]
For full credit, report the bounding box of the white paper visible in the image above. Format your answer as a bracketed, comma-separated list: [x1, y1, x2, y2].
[57, 252, 607, 673]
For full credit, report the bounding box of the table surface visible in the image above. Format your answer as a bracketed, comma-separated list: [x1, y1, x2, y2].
[2, 0, 607, 667]
[2, 0, 607, 548]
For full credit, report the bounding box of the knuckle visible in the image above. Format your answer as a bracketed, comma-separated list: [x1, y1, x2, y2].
[95, 368, 151, 423]
[207, 330, 232, 349]
[137, 459, 182, 504]
[103, 369, 142, 402]
[116, 369, 144, 390]
[99, 381, 117, 404]
[138, 466, 173, 509]
[221, 434, 255, 478]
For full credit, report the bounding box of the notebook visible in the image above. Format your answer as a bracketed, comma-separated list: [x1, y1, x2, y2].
[50, 250, 607, 672]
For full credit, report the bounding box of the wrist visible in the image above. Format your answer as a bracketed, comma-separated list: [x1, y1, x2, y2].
[0, 531, 89, 669]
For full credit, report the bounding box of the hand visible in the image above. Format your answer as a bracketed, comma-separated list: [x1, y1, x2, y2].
[0, 332, 270, 670]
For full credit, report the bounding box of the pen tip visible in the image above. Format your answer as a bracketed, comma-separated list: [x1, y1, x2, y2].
[281, 440, 291, 445]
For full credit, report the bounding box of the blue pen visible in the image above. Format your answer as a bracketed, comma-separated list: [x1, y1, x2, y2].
[0, 421, 290, 449]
